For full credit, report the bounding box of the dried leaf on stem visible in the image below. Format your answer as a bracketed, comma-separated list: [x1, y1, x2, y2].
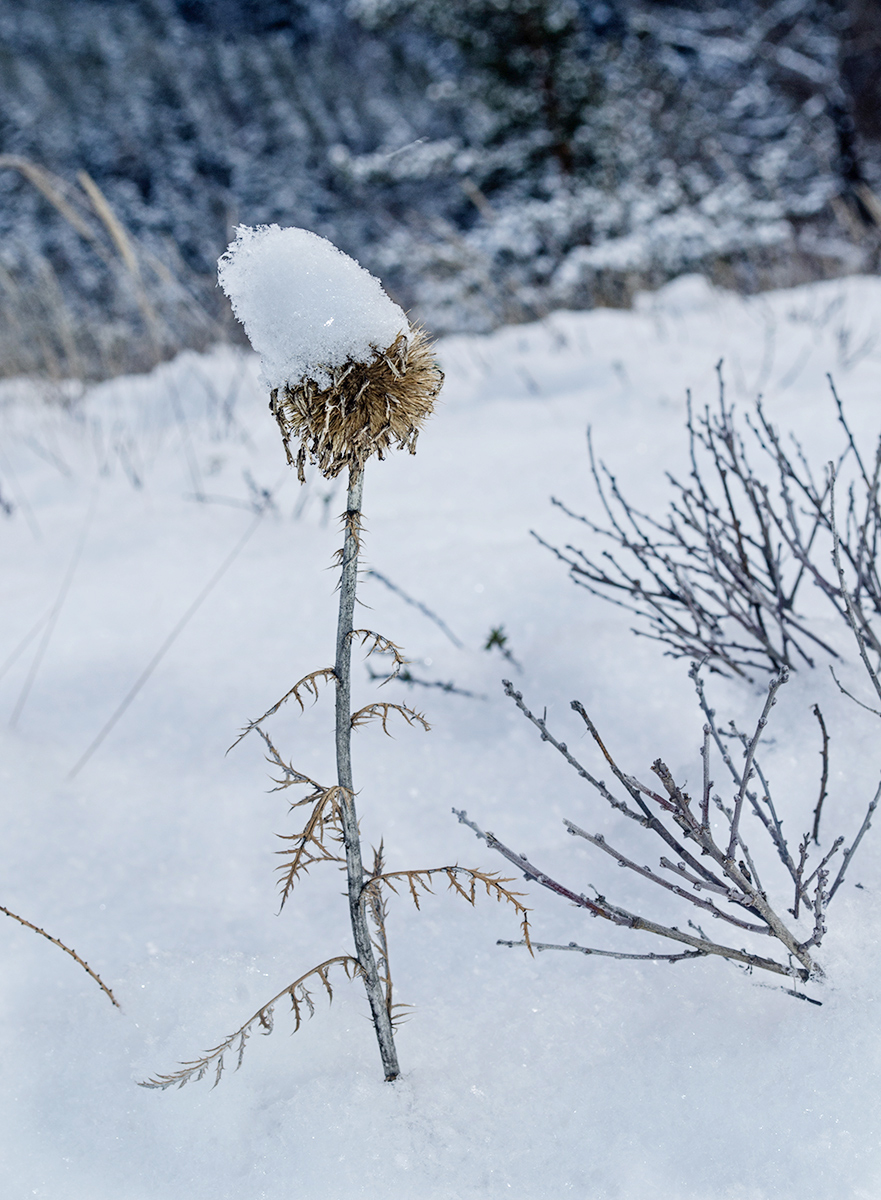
[139, 956, 360, 1090]
[351, 702, 430, 735]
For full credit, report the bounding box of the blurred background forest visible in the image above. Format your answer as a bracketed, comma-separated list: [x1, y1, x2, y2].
[1, 0, 879, 380]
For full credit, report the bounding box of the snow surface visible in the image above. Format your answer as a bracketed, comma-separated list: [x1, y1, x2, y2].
[1, 273, 881, 1199]
[217, 225, 408, 391]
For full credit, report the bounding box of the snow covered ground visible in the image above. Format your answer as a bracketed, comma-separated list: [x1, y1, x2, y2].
[1, 273, 881, 1199]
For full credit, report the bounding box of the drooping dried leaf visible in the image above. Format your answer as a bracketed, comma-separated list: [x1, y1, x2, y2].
[350, 702, 430, 736]
[230, 668, 336, 749]
[371, 866, 531, 949]
[139, 956, 360, 1090]
[349, 630, 408, 681]
[277, 785, 349, 904]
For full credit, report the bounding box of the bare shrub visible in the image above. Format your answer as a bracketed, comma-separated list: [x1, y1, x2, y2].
[461, 463, 879, 992]
[454, 661, 876, 989]
[534, 366, 881, 678]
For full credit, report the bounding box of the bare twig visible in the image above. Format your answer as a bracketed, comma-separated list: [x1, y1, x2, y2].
[726, 671, 788, 859]
[0, 905, 118, 1007]
[469, 664, 881, 983]
[367, 663, 485, 698]
[498, 938, 706, 963]
[481, 827, 804, 978]
[365, 569, 464, 648]
[828, 778, 880, 900]
[811, 704, 830, 844]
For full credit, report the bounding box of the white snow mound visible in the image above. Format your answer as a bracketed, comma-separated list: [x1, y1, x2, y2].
[218, 224, 408, 391]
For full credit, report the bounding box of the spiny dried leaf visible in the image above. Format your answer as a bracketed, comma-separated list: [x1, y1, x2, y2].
[138, 956, 360, 1090]
[351, 702, 430, 736]
[253, 727, 329, 804]
[364, 842, 395, 1018]
[230, 669, 337, 749]
[349, 630, 408, 681]
[270, 328, 444, 482]
[370, 866, 532, 950]
[277, 786, 349, 905]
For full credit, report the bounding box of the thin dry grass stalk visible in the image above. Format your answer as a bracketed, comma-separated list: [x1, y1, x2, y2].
[270, 328, 444, 481]
[0, 903, 118, 1006]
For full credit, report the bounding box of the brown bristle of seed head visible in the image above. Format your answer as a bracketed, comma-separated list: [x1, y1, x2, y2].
[269, 327, 444, 482]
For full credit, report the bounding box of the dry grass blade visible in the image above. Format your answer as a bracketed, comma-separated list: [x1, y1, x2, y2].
[0, 904, 119, 1007]
[230, 668, 337, 749]
[369, 866, 532, 950]
[139, 956, 361, 1090]
[350, 702, 430, 735]
[0, 156, 113, 263]
[349, 630, 408, 680]
[277, 785, 348, 905]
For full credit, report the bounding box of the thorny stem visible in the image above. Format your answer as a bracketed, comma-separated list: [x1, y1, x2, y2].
[335, 468, 400, 1081]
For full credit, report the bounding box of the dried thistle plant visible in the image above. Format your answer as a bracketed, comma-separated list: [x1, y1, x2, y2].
[142, 226, 524, 1089]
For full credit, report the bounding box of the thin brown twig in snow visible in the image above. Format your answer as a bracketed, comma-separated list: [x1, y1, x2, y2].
[0, 904, 118, 1006]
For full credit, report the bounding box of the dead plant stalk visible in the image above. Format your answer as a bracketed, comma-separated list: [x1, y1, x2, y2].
[143, 227, 529, 1088]
[335, 468, 399, 1078]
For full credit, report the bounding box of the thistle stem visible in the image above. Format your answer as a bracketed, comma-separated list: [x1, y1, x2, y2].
[335, 466, 400, 1080]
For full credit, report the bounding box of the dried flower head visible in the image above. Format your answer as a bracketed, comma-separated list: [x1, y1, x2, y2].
[270, 326, 443, 482]
[218, 224, 443, 480]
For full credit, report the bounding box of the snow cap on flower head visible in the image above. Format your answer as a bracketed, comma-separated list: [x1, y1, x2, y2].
[218, 224, 443, 481]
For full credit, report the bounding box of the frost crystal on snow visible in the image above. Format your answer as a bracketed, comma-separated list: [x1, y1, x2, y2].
[217, 224, 408, 391]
